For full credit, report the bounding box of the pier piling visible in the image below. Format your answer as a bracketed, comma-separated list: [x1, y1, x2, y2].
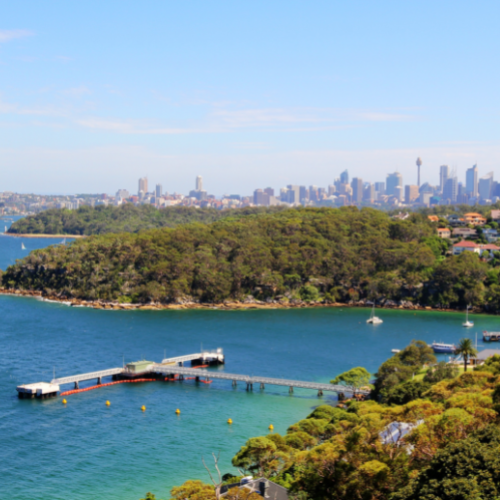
[260, 383, 265, 390]
[318, 390, 323, 397]
[289, 386, 294, 394]
[232, 380, 237, 387]
[74, 382, 79, 390]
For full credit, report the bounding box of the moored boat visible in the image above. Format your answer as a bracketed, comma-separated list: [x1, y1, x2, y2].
[483, 331, 500, 342]
[367, 305, 383, 324]
[431, 342, 456, 354]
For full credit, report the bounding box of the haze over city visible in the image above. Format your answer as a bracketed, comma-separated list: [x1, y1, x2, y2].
[1, 1, 499, 195]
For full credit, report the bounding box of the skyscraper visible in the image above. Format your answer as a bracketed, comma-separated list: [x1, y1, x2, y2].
[196, 175, 203, 191]
[465, 165, 478, 197]
[155, 184, 162, 198]
[443, 177, 457, 203]
[340, 170, 349, 185]
[386, 172, 403, 196]
[479, 172, 494, 200]
[363, 183, 375, 202]
[138, 177, 148, 196]
[351, 178, 363, 203]
[439, 166, 449, 193]
[405, 185, 419, 204]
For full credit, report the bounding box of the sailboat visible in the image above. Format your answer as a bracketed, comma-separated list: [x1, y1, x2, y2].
[367, 304, 383, 324]
[61, 238, 66, 245]
[463, 305, 474, 327]
[21, 242, 26, 250]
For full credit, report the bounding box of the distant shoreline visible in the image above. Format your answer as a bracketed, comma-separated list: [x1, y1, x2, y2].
[3, 233, 85, 238]
[0, 287, 472, 314]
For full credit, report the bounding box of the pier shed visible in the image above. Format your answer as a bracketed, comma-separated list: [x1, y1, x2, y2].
[17, 382, 60, 399]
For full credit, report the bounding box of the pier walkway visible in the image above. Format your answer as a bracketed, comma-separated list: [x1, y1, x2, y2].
[152, 365, 363, 394]
[18, 348, 370, 398]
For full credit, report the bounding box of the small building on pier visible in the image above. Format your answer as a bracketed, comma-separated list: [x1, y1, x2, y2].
[17, 382, 60, 399]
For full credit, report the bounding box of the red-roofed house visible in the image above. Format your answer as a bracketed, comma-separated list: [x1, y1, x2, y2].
[480, 244, 500, 258]
[491, 210, 500, 221]
[453, 240, 480, 255]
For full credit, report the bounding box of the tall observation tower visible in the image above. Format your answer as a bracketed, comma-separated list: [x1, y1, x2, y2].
[416, 157, 422, 187]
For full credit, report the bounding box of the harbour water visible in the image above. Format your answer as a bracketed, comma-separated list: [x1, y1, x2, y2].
[1, 225, 497, 500]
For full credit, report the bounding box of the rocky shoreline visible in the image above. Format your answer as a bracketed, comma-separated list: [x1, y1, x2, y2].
[0, 287, 474, 313]
[3, 233, 85, 238]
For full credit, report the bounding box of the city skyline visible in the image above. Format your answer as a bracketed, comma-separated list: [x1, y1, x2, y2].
[1, 2, 499, 194]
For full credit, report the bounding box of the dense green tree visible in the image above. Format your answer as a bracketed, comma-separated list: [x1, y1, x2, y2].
[423, 361, 459, 383]
[393, 425, 500, 500]
[331, 367, 371, 394]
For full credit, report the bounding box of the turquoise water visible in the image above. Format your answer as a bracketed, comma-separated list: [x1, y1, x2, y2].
[2, 223, 500, 500]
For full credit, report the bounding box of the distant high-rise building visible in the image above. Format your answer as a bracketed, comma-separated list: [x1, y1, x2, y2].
[309, 185, 319, 202]
[286, 185, 300, 204]
[466, 164, 478, 197]
[340, 170, 349, 185]
[374, 182, 385, 195]
[439, 166, 449, 193]
[394, 185, 403, 202]
[299, 186, 308, 203]
[264, 187, 275, 197]
[196, 175, 203, 191]
[386, 172, 403, 196]
[363, 183, 375, 202]
[443, 177, 457, 203]
[416, 157, 422, 187]
[155, 184, 162, 198]
[351, 178, 363, 203]
[116, 189, 129, 199]
[253, 189, 270, 206]
[138, 177, 148, 196]
[479, 172, 494, 200]
[405, 185, 419, 204]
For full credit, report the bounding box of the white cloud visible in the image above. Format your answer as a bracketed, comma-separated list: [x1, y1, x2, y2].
[76, 117, 204, 134]
[0, 29, 34, 43]
[63, 86, 91, 98]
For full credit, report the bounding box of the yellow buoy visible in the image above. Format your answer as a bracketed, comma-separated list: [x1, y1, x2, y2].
[268, 424, 274, 431]
[62, 399, 67, 404]
[175, 409, 181, 415]
[141, 405, 146, 411]
[227, 418, 233, 424]
[106, 401, 110, 406]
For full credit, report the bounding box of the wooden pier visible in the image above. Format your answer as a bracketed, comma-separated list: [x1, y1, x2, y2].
[17, 349, 369, 398]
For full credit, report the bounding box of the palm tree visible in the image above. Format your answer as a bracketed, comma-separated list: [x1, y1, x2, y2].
[455, 338, 478, 372]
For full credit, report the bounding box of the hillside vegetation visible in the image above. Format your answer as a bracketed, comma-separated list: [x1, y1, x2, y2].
[4, 206, 500, 310]
[164, 343, 500, 500]
[7, 204, 286, 235]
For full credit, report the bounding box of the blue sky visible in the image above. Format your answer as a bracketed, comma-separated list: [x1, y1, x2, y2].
[1, 1, 499, 195]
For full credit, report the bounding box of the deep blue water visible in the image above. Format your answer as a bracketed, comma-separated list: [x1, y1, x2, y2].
[1, 219, 499, 500]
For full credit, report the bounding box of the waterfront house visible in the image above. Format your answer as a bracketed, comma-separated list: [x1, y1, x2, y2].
[447, 214, 466, 226]
[463, 212, 487, 226]
[483, 228, 499, 242]
[471, 349, 500, 366]
[452, 227, 477, 238]
[221, 478, 288, 500]
[437, 228, 451, 238]
[452, 240, 480, 255]
[479, 244, 500, 258]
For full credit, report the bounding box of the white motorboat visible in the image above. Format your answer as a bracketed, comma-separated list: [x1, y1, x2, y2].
[367, 305, 383, 324]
